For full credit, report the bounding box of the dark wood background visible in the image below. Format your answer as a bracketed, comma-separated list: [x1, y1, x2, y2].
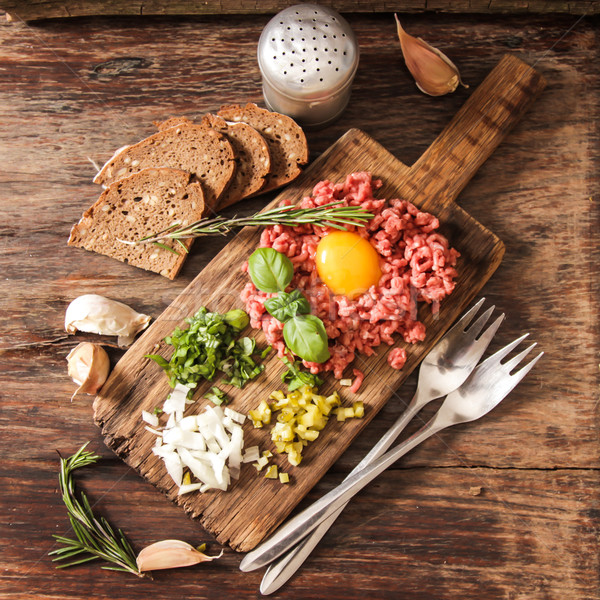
[1, 0, 600, 21]
[0, 8, 598, 600]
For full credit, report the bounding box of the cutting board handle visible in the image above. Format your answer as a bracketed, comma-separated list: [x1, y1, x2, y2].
[407, 54, 546, 206]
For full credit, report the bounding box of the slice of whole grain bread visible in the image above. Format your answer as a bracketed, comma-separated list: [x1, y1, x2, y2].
[217, 103, 308, 194]
[154, 116, 193, 131]
[93, 123, 235, 213]
[201, 113, 271, 208]
[69, 167, 204, 279]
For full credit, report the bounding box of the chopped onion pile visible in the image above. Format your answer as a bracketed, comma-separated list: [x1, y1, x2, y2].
[143, 383, 248, 494]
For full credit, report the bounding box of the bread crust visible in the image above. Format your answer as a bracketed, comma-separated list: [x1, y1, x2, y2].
[93, 123, 235, 213]
[70, 167, 204, 279]
[202, 113, 271, 208]
[217, 103, 308, 194]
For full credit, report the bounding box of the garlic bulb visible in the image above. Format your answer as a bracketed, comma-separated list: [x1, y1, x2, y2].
[136, 539, 222, 572]
[65, 294, 151, 346]
[67, 342, 110, 401]
[395, 15, 467, 96]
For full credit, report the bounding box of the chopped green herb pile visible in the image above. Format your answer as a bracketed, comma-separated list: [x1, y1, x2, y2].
[146, 307, 268, 391]
[280, 356, 323, 391]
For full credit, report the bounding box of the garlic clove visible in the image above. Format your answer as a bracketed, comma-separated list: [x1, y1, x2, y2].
[136, 539, 223, 572]
[67, 342, 110, 401]
[395, 15, 467, 97]
[65, 294, 151, 346]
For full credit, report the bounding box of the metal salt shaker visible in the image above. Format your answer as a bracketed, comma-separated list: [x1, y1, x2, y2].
[257, 3, 359, 128]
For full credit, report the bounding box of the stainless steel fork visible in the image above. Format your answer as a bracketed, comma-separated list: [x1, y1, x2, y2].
[241, 333, 542, 574]
[257, 298, 503, 593]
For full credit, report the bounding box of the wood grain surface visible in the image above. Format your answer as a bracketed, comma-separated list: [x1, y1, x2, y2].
[1, 9, 598, 600]
[2, 0, 599, 21]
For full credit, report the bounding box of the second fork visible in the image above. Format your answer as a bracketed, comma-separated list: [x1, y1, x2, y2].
[256, 298, 504, 593]
[242, 332, 542, 575]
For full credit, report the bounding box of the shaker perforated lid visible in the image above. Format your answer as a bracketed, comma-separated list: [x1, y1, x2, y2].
[258, 4, 359, 100]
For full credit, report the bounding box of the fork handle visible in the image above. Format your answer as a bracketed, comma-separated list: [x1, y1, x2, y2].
[351, 387, 431, 474]
[240, 412, 444, 573]
[260, 396, 426, 594]
[260, 510, 343, 595]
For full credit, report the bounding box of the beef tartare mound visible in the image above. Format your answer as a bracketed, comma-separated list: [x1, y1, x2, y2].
[241, 172, 460, 382]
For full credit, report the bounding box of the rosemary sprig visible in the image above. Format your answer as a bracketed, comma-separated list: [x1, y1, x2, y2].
[136, 202, 374, 244]
[49, 443, 142, 577]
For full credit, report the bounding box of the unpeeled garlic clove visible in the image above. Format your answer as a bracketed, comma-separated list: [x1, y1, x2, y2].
[65, 294, 151, 346]
[136, 539, 223, 572]
[67, 342, 110, 401]
[395, 15, 467, 96]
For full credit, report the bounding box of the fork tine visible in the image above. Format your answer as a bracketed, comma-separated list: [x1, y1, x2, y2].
[503, 342, 538, 373]
[464, 305, 496, 339]
[473, 312, 504, 345]
[458, 313, 504, 368]
[511, 351, 544, 381]
[479, 332, 530, 368]
[453, 297, 486, 331]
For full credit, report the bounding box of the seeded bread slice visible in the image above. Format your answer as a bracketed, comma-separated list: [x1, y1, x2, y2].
[201, 113, 271, 208]
[69, 167, 204, 280]
[217, 103, 308, 194]
[93, 123, 235, 212]
[154, 116, 193, 131]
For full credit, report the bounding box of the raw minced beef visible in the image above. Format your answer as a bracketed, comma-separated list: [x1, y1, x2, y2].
[241, 172, 460, 383]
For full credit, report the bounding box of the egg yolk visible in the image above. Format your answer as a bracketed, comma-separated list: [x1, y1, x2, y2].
[315, 231, 382, 300]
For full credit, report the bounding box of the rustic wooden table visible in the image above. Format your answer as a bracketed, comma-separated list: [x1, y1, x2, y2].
[1, 9, 598, 600]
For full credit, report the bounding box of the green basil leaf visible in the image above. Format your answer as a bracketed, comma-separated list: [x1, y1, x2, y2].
[264, 296, 286, 322]
[145, 354, 170, 370]
[248, 248, 294, 293]
[283, 314, 330, 364]
[264, 289, 311, 322]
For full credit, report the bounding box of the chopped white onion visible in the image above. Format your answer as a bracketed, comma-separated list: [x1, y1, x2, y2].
[152, 443, 176, 458]
[144, 425, 162, 436]
[163, 428, 207, 451]
[163, 384, 189, 415]
[142, 410, 159, 427]
[224, 406, 246, 424]
[178, 447, 224, 490]
[178, 415, 198, 431]
[165, 412, 176, 430]
[143, 384, 247, 495]
[227, 427, 244, 479]
[162, 452, 183, 487]
[242, 446, 260, 463]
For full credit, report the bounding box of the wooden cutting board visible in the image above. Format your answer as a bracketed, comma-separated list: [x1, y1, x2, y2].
[93, 54, 545, 552]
